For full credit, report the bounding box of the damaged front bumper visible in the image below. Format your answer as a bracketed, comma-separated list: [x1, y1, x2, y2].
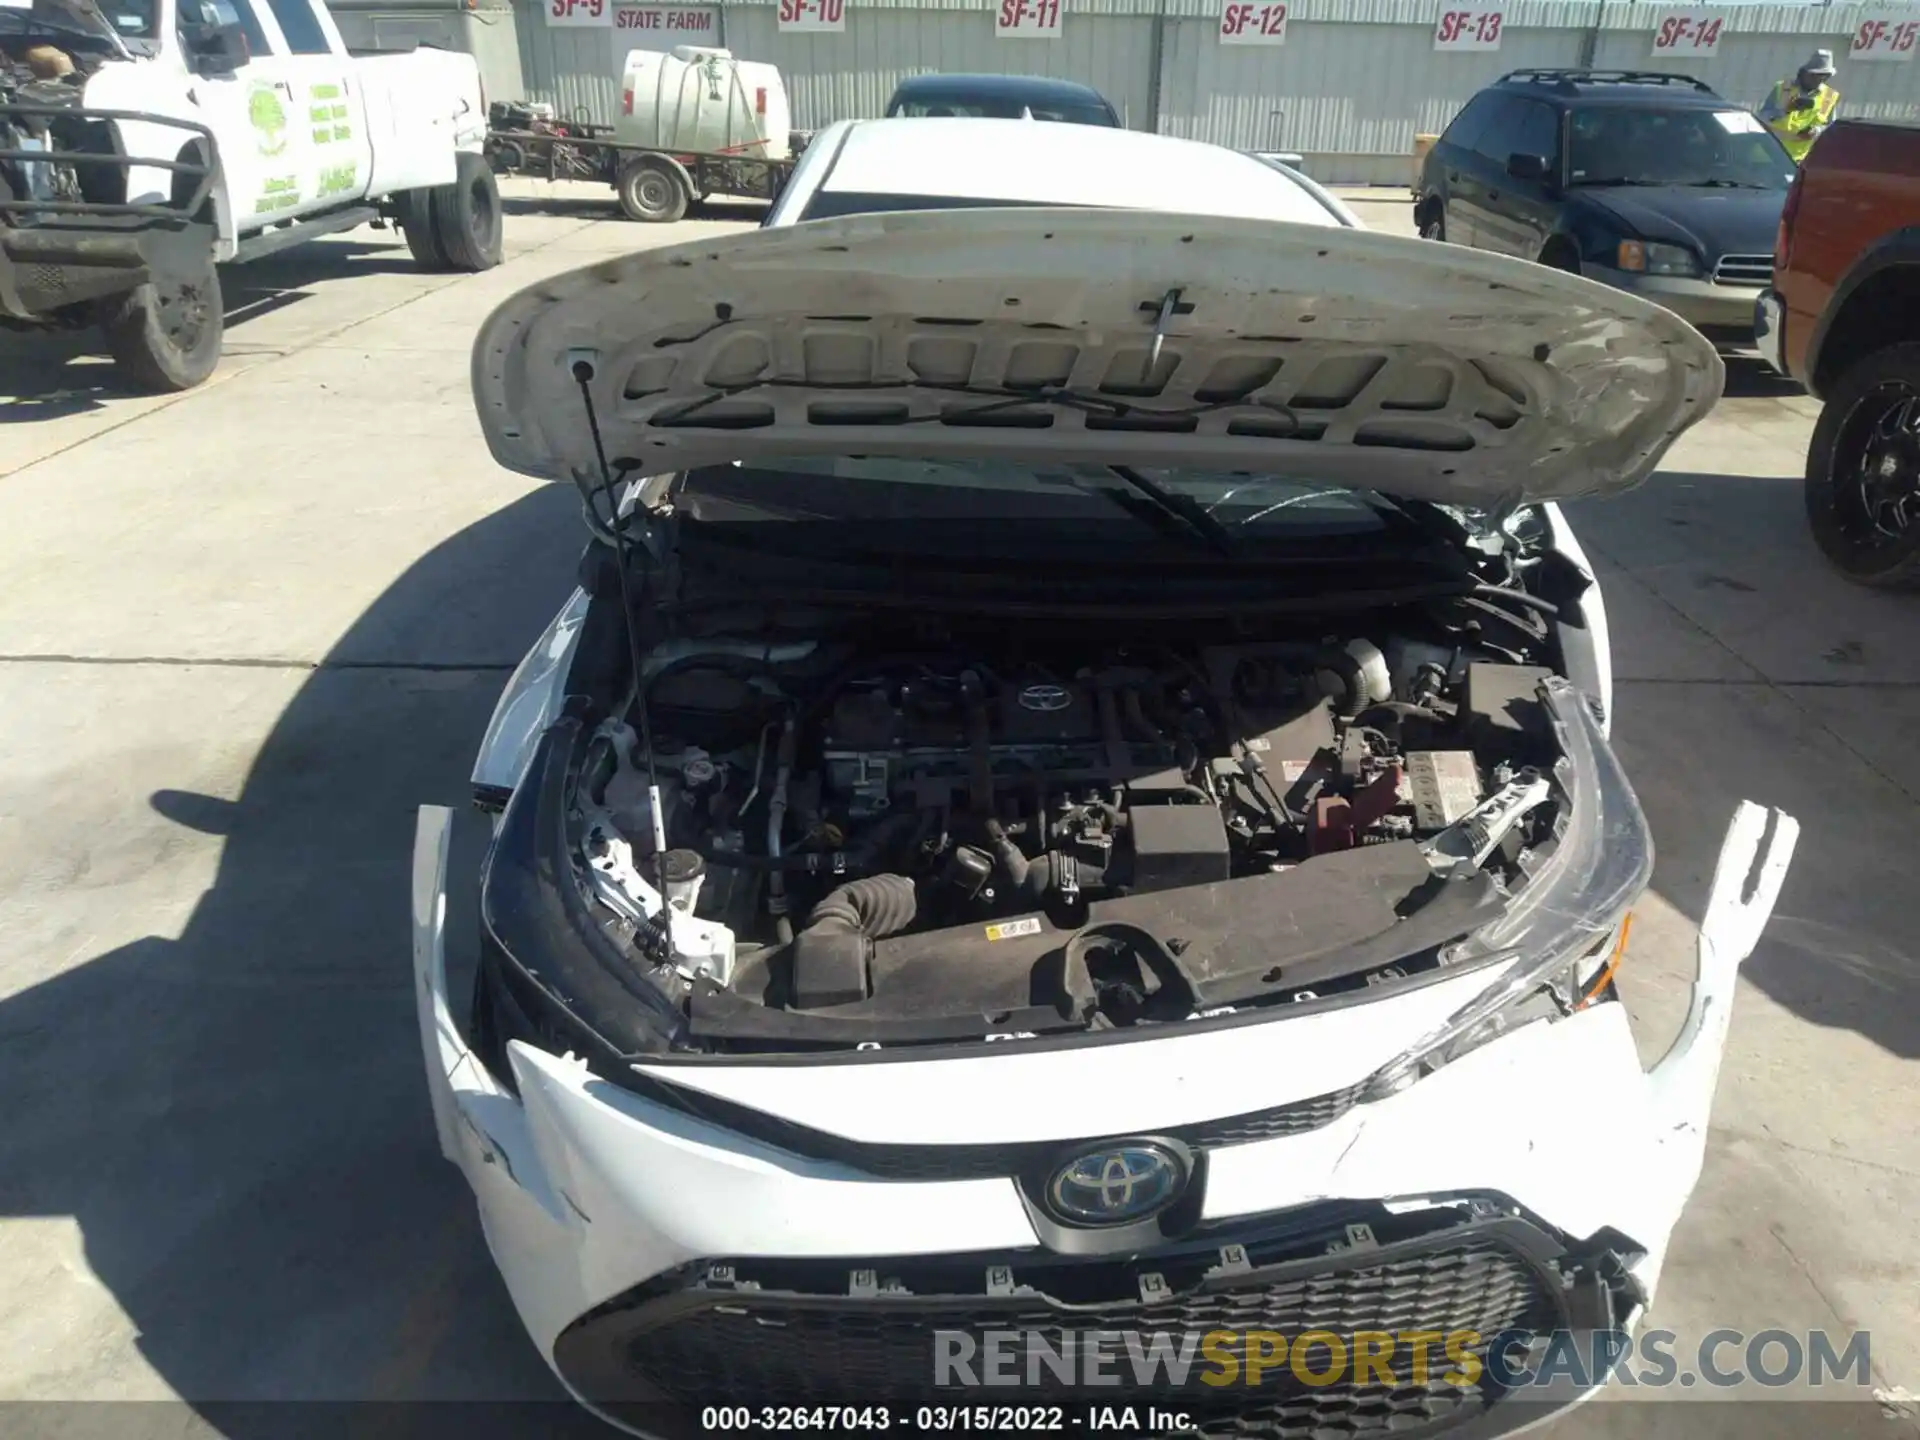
[411, 800, 1796, 1435]
[0, 105, 216, 322]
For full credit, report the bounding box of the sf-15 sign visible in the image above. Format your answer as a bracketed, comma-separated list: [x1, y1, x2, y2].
[1219, 0, 1287, 45]
[1850, 9, 1919, 61]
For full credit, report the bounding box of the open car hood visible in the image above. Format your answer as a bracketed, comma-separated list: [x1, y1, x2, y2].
[472, 208, 1723, 510]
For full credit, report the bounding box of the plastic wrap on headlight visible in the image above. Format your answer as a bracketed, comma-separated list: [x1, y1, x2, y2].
[1364, 678, 1653, 1098]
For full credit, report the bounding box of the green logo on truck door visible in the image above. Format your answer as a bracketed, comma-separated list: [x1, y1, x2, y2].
[248, 82, 289, 157]
[309, 85, 354, 146]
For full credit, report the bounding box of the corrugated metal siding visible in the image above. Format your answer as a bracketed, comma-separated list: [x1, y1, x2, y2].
[1158, 16, 1587, 151]
[509, 0, 1920, 159]
[723, 7, 1158, 128]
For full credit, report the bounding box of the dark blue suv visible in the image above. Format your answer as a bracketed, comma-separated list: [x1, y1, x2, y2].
[1416, 69, 1796, 339]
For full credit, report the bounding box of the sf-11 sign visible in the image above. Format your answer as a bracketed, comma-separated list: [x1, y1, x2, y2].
[778, 0, 845, 32]
[1434, 6, 1503, 51]
[1850, 9, 1919, 61]
[1219, 0, 1287, 45]
[1651, 9, 1723, 57]
[996, 0, 1061, 37]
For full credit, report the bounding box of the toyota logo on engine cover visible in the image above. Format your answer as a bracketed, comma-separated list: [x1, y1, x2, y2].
[1045, 1144, 1184, 1226]
[1018, 684, 1072, 712]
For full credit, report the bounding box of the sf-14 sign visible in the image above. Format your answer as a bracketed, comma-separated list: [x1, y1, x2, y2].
[1650, 9, 1723, 57]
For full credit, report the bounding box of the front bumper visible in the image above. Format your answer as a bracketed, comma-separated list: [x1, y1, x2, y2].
[0, 104, 216, 322]
[412, 802, 1796, 1434]
[1582, 266, 1764, 335]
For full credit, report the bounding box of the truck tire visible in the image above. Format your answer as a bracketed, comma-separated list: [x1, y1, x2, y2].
[616, 156, 689, 223]
[399, 186, 449, 270]
[1805, 342, 1920, 589]
[430, 153, 505, 271]
[100, 252, 223, 394]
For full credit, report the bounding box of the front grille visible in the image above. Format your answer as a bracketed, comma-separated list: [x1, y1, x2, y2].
[556, 1203, 1608, 1438]
[1713, 253, 1772, 286]
[801, 1083, 1364, 1181]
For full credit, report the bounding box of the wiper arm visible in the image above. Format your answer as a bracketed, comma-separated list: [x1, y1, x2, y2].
[1106, 464, 1235, 557]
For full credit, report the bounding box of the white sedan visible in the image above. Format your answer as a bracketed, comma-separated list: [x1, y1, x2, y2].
[415, 118, 1797, 1435]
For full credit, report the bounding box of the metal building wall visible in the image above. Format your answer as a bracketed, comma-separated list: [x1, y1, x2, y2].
[1157, 0, 1598, 180]
[1589, 4, 1920, 124]
[510, 0, 1920, 180]
[513, 0, 1159, 131]
[724, 0, 1161, 130]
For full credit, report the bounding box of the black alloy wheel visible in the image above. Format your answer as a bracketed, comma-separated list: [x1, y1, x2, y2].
[1806, 342, 1920, 588]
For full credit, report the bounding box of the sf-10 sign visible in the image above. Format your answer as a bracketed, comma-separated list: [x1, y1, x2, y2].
[996, 0, 1061, 37]
[1651, 9, 1723, 57]
[777, 0, 844, 31]
[1850, 9, 1920, 61]
[1434, 6, 1503, 50]
[1219, 0, 1287, 45]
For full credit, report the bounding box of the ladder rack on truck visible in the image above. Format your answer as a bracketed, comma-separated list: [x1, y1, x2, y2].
[484, 112, 798, 223]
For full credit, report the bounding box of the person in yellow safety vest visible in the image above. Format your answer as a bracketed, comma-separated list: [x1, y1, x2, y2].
[1759, 50, 1840, 164]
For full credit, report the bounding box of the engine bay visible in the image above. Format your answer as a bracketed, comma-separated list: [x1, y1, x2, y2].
[559, 594, 1570, 1041]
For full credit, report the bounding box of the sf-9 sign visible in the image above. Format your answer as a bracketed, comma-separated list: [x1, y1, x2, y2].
[546, 0, 608, 26]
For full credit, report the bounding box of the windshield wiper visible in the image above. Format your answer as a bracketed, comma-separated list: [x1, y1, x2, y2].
[1104, 464, 1236, 556]
[1677, 179, 1772, 189]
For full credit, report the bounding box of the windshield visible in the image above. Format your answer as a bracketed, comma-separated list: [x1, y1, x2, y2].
[0, 0, 123, 42]
[677, 457, 1396, 538]
[890, 97, 1115, 126]
[1568, 105, 1794, 189]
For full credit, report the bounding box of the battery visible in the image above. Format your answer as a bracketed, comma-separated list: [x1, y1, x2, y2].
[1405, 751, 1483, 831]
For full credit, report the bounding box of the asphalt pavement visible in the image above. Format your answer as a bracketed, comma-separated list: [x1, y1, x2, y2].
[0, 182, 1914, 1439]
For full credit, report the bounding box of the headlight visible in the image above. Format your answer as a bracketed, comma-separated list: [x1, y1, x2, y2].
[1363, 679, 1653, 1100]
[1616, 239, 1701, 277]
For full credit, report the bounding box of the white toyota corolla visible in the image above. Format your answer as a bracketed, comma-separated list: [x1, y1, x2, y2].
[413, 119, 1797, 1435]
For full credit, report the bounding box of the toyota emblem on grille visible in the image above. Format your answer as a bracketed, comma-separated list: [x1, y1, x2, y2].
[1045, 1144, 1184, 1226]
[1019, 684, 1072, 712]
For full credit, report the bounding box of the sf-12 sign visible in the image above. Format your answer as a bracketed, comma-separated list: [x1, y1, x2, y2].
[1434, 6, 1503, 50]
[1850, 9, 1920, 61]
[1650, 9, 1723, 57]
[996, 0, 1061, 37]
[1219, 0, 1288, 45]
[778, 0, 845, 31]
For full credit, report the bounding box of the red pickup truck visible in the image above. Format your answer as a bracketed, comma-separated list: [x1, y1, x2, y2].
[1756, 119, 1920, 588]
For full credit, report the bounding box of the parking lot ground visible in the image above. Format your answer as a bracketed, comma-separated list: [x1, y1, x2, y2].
[0, 183, 1916, 1438]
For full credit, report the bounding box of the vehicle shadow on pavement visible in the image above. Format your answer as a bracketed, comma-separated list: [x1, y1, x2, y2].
[0, 239, 424, 423]
[0, 487, 615, 1437]
[1567, 464, 1920, 1064]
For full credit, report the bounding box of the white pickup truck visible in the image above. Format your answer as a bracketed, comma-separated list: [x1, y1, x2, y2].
[1, 0, 500, 391]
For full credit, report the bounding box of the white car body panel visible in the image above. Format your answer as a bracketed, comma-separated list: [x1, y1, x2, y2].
[432, 118, 1787, 1429]
[413, 802, 1798, 1374]
[770, 118, 1353, 230]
